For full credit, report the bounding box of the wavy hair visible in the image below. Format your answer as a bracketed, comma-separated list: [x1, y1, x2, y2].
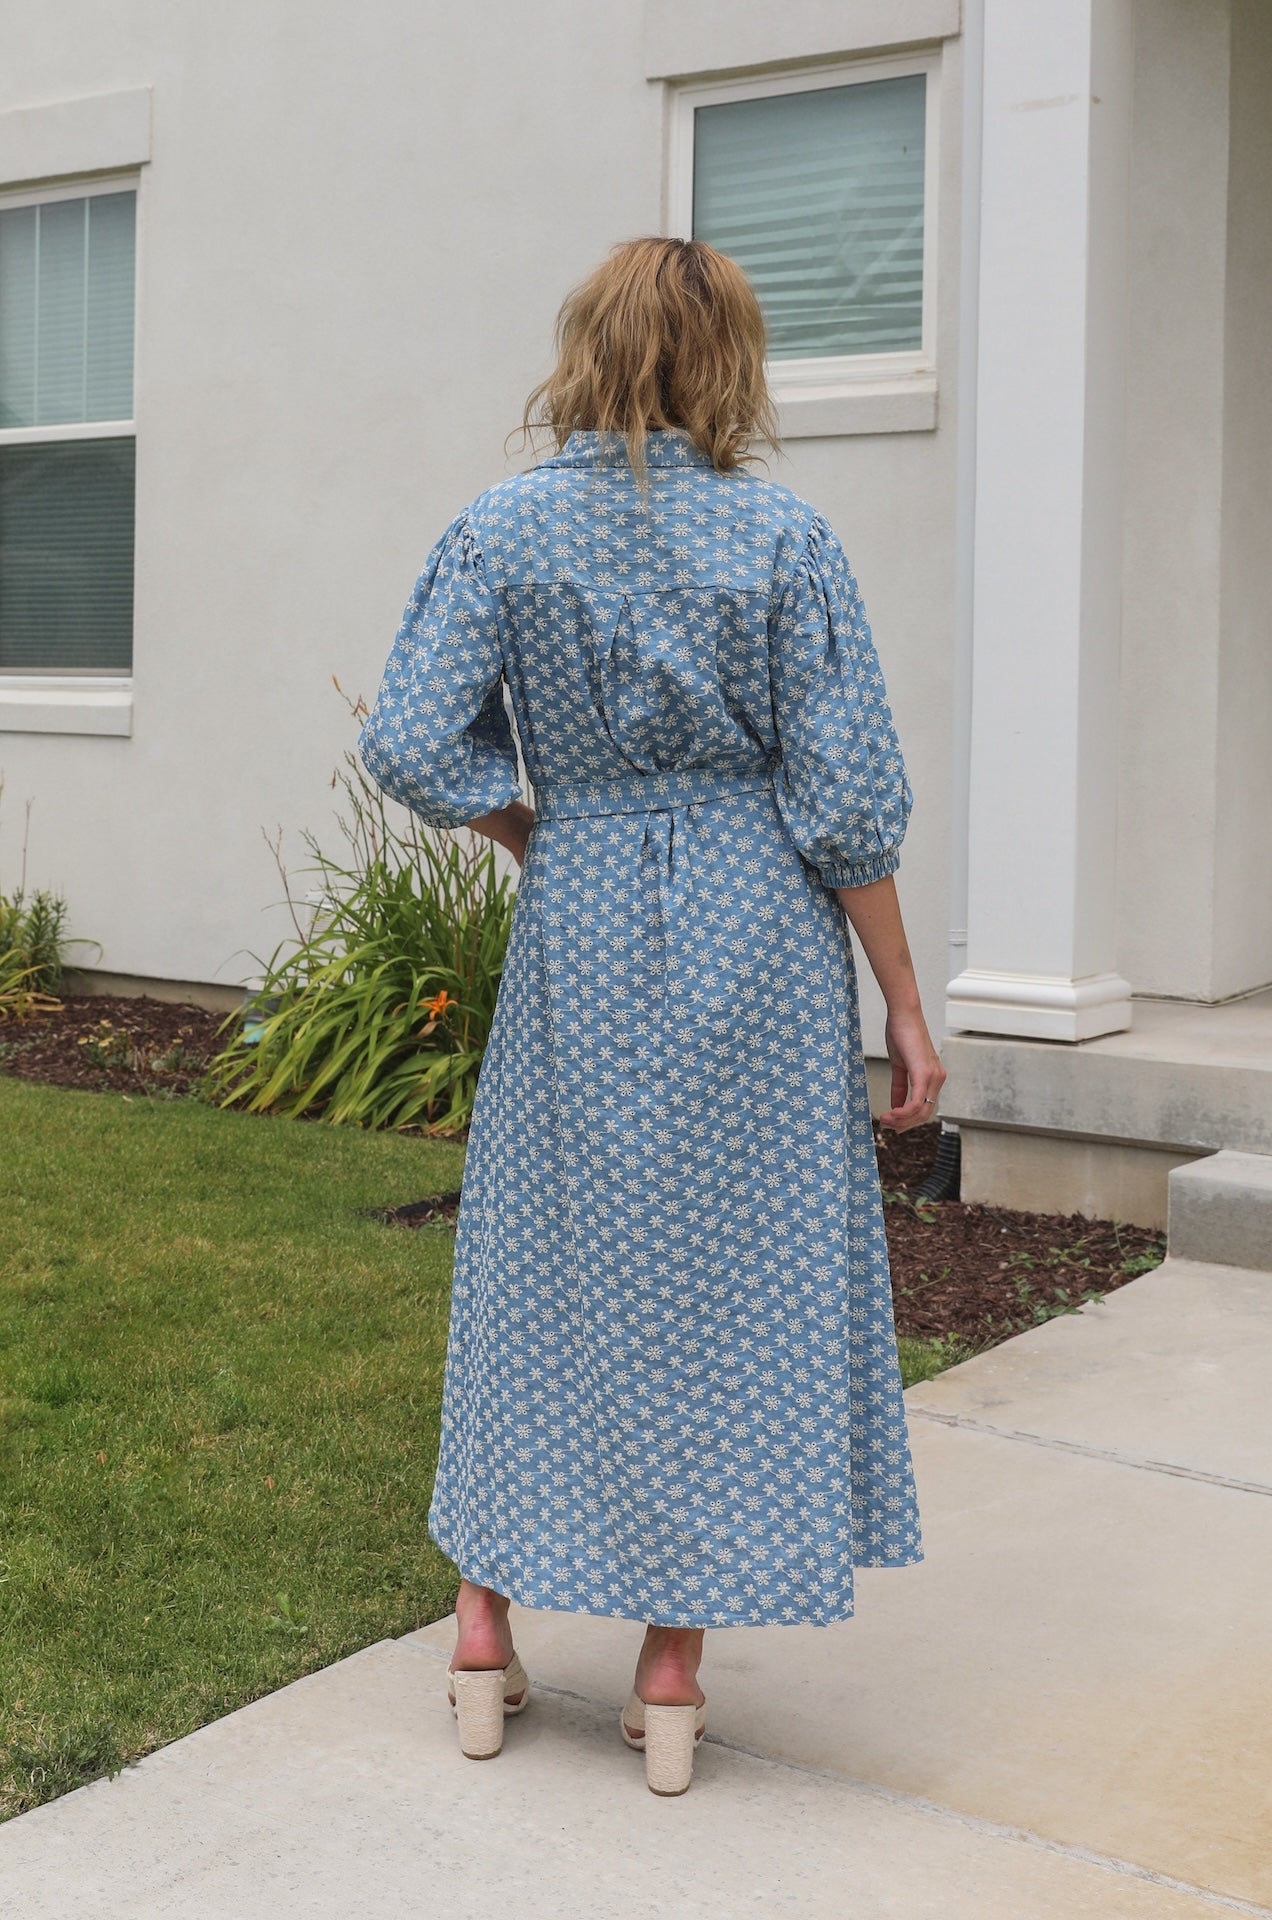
[512, 237, 781, 486]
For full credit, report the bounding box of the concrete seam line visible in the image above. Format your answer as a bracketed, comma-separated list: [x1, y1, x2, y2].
[393, 1639, 1272, 1917]
[907, 1407, 1272, 1496]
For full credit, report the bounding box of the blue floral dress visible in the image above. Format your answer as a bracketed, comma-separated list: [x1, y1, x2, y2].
[359, 428, 924, 1628]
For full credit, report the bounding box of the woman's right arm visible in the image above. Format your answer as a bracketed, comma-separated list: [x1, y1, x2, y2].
[833, 871, 946, 1134]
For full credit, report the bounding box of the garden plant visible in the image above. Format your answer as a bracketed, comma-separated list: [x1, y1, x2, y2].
[205, 687, 515, 1135]
[0, 784, 98, 1020]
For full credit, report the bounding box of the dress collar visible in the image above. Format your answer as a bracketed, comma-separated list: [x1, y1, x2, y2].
[542, 428, 716, 470]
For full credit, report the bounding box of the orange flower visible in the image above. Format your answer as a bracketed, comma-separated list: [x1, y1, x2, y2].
[425, 988, 453, 1019]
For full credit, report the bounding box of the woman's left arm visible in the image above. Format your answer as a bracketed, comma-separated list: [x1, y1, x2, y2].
[834, 872, 945, 1133]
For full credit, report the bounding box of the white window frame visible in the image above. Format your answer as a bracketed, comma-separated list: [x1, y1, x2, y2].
[0, 168, 139, 733]
[665, 51, 941, 439]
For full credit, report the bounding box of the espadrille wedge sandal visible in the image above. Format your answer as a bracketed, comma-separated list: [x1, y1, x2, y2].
[447, 1652, 531, 1759]
[620, 1690, 707, 1796]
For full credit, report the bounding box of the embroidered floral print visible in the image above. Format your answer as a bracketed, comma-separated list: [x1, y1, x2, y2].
[359, 428, 923, 1627]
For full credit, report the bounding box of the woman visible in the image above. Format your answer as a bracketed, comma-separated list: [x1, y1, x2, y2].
[358, 237, 946, 1797]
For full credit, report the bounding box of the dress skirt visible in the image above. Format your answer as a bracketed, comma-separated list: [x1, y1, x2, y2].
[426, 765, 925, 1629]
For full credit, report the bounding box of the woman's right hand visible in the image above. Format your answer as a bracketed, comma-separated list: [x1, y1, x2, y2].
[468, 799, 536, 867]
[878, 1004, 946, 1132]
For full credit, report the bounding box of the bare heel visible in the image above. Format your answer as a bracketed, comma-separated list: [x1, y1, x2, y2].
[450, 1668, 508, 1759]
[642, 1702, 700, 1796]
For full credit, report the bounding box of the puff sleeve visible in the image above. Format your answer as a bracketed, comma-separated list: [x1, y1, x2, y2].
[357, 511, 521, 829]
[768, 511, 914, 888]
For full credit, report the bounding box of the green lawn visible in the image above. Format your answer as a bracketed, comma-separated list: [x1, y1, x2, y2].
[0, 1078, 465, 1820]
[0, 1075, 966, 1820]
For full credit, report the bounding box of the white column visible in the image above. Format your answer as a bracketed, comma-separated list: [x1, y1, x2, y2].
[946, 0, 1135, 1042]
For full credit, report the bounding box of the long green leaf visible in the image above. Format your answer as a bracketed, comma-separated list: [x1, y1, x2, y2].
[204, 717, 515, 1132]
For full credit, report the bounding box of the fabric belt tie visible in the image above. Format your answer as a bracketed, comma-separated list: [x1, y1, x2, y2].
[531, 765, 780, 1086]
[532, 765, 776, 823]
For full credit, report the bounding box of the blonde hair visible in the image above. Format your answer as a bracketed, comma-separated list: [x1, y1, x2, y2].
[513, 237, 781, 486]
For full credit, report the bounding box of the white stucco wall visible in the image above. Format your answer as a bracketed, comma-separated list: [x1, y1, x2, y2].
[1119, 0, 1272, 1003]
[0, 0, 964, 1051]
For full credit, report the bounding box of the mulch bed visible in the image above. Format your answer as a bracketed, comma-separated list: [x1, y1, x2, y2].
[0, 993, 229, 1098]
[3, 995, 1166, 1352]
[873, 1121, 1164, 1349]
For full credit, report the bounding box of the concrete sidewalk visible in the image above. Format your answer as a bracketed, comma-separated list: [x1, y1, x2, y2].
[3, 1254, 1270, 1918]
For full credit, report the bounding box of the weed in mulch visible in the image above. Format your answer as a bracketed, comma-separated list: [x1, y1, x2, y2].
[0, 994, 225, 1098]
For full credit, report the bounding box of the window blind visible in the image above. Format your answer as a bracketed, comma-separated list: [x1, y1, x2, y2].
[0, 438, 135, 672]
[0, 191, 135, 428]
[692, 74, 926, 360]
[0, 189, 136, 672]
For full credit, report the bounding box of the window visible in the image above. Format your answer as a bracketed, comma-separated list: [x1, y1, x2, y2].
[0, 179, 137, 675]
[668, 55, 938, 432]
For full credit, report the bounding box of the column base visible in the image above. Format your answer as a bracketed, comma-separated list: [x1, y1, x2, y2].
[944, 969, 1134, 1042]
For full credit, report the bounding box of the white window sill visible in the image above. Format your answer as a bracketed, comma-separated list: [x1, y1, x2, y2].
[0, 677, 132, 736]
[773, 372, 938, 439]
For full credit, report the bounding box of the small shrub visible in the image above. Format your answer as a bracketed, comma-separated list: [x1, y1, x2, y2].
[0, 946, 59, 1023]
[0, 783, 100, 1017]
[0, 892, 90, 1023]
[0, 888, 69, 996]
[204, 686, 516, 1135]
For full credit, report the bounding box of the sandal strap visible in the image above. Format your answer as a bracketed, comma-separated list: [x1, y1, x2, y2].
[447, 1649, 529, 1706]
[622, 1688, 707, 1738]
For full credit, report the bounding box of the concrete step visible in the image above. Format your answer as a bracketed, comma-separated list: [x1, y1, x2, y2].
[938, 983, 1272, 1227]
[943, 985, 1272, 1157]
[1167, 1149, 1272, 1269]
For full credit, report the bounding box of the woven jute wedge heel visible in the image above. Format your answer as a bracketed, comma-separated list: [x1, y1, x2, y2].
[447, 1652, 531, 1760]
[640, 1702, 702, 1796]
